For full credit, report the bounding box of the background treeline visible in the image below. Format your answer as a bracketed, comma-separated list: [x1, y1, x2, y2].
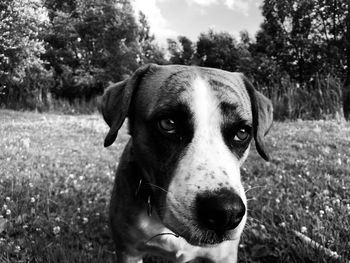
[0, 0, 349, 120]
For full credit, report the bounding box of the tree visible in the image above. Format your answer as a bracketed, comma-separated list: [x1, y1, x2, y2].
[256, 0, 349, 118]
[167, 36, 195, 65]
[43, 0, 144, 100]
[0, 0, 53, 109]
[138, 12, 166, 65]
[196, 30, 240, 72]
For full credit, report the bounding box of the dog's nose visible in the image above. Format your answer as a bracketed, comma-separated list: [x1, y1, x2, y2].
[196, 189, 246, 233]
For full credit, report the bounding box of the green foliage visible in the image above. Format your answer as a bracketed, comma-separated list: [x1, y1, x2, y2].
[44, 0, 141, 99]
[256, 0, 348, 83]
[167, 36, 194, 65]
[0, 0, 165, 109]
[0, 0, 53, 110]
[196, 30, 240, 71]
[138, 12, 167, 65]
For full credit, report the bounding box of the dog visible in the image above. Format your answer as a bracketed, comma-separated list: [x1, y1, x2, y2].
[101, 64, 273, 263]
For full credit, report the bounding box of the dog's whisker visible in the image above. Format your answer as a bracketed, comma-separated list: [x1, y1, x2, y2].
[245, 185, 267, 193]
[146, 183, 170, 194]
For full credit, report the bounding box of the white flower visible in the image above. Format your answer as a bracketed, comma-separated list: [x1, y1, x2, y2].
[82, 217, 88, 224]
[279, 222, 286, 227]
[301, 226, 307, 233]
[5, 197, 10, 202]
[319, 210, 325, 217]
[30, 197, 35, 203]
[6, 209, 11, 215]
[14, 245, 20, 253]
[325, 205, 333, 213]
[53, 226, 60, 235]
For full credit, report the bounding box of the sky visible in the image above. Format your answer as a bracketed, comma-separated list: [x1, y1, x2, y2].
[132, 0, 264, 46]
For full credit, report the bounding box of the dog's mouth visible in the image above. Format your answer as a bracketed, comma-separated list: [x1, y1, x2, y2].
[180, 229, 235, 247]
[162, 219, 236, 247]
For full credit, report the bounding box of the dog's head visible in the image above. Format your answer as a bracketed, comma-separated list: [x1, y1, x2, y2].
[102, 64, 273, 246]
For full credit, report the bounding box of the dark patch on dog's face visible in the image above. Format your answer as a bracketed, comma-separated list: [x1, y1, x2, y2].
[219, 102, 253, 158]
[131, 69, 196, 217]
[210, 78, 253, 159]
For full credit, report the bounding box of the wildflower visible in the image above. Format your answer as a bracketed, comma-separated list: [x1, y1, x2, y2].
[319, 210, 325, 217]
[275, 198, 280, 204]
[268, 191, 272, 195]
[6, 209, 11, 216]
[333, 199, 340, 205]
[301, 226, 307, 233]
[30, 197, 35, 203]
[82, 217, 88, 224]
[3, 204, 8, 210]
[79, 175, 84, 180]
[279, 222, 286, 228]
[55, 217, 61, 222]
[325, 205, 333, 213]
[77, 207, 81, 213]
[23, 224, 28, 229]
[14, 245, 20, 253]
[260, 224, 266, 230]
[5, 197, 10, 202]
[29, 183, 33, 188]
[53, 226, 60, 235]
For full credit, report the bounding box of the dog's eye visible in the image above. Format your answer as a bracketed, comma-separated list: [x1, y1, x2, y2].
[158, 118, 176, 133]
[233, 127, 250, 141]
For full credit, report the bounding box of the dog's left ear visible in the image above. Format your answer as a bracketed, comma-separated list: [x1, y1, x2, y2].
[243, 77, 273, 161]
[101, 64, 152, 147]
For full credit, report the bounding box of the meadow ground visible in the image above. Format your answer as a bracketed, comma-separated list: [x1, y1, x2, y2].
[0, 109, 349, 263]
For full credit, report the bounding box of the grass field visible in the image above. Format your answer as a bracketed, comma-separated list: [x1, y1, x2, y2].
[0, 110, 349, 263]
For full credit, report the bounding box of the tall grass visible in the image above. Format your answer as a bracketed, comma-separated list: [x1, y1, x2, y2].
[1, 74, 345, 120]
[270, 74, 343, 121]
[48, 97, 101, 114]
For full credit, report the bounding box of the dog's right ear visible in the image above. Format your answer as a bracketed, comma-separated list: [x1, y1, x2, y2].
[242, 76, 273, 161]
[102, 64, 152, 147]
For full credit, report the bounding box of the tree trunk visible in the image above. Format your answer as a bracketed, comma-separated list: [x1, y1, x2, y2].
[344, 2, 350, 120]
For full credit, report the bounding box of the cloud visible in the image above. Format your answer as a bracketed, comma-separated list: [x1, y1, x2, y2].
[186, 0, 252, 14]
[186, 0, 218, 6]
[224, 0, 249, 14]
[132, 0, 178, 46]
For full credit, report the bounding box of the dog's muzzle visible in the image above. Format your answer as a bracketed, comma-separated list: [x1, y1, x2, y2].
[196, 189, 246, 234]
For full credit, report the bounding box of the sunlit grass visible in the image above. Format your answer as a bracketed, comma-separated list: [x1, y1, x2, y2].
[0, 110, 349, 262]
